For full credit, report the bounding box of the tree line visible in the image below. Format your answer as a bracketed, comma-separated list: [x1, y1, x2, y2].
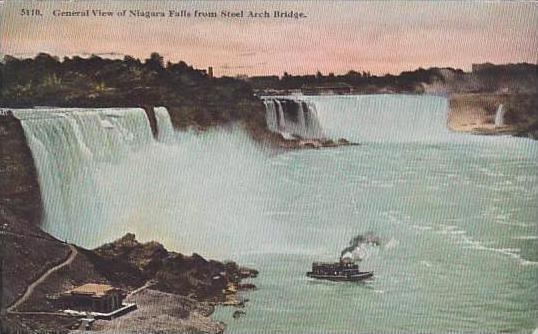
[0, 52, 263, 129]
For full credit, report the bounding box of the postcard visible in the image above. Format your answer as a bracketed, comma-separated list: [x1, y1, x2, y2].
[0, 1, 537, 333]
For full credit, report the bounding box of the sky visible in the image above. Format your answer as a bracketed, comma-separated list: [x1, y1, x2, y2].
[1, 1, 537, 76]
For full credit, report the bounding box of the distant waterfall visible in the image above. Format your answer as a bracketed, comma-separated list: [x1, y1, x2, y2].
[154, 106, 175, 142]
[303, 101, 325, 139]
[494, 104, 506, 127]
[262, 97, 325, 139]
[263, 95, 453, 142]
[310, 95, 453, 142]
[275, 100, 286, 131]
[297, 101, 306, 130]
[11, 107, 174, 241]
[263, 100, 279, 132]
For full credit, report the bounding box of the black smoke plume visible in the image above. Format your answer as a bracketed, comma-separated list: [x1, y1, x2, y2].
[340, 232, 380, 261]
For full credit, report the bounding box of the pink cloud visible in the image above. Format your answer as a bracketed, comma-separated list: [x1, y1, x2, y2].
[1, 1, 536, 76]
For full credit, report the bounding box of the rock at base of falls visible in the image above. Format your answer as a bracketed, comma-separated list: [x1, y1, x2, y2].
[270, 134, 359, 150]
[233, 310, 247, 319]
[1, 225, 258, 333]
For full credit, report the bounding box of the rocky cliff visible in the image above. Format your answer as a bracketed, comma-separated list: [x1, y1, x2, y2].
[0, 114, 257, 333]
[448, 93, 538, 139]
[2, 230, 256, 333]
[0, 112, 66, 314]
[0, 112, 42, 227]
[87, 233, 258, 302]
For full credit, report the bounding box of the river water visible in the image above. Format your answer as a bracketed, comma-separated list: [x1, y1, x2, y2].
[12, 96, 538, 333]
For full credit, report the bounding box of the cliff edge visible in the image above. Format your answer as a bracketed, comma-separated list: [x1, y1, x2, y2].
[448, 93, 538, 139]
[0, 114, 257, 333]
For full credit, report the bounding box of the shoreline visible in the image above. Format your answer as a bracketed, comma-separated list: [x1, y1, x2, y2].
[447, 93, 538, 139]
[0, 230, 258, 334]
[1, 88, 536, 332]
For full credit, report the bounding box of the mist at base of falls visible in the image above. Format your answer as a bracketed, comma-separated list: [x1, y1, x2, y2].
[12, 107, 280, 256]
[264, 95, 463, 143]
[10, 97, 538, 333]
[82, 128, 281, 256]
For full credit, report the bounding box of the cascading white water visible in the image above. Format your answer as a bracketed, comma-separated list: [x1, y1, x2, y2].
[11, 107, 174, 242]
[154, 106, 176, 143]
[275, 100, 286, 131]
[285, 101, 309, 139]
[297, 102, 306, 132]
[9, 106, 277, 253]
[263, 97, 325, 139]
[7, 99, 536, 333]
[263, 100, 279, 132]
[494, 103, 506, 127]
[309, 95, 455, 142]
[303, 101, 325, 139]
[263, 95, 456, 142]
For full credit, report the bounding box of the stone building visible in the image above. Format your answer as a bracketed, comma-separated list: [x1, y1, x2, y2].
[59, 283, 126, 313]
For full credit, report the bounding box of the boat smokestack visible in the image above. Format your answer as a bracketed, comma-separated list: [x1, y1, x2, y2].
[339, 232, 380, 262]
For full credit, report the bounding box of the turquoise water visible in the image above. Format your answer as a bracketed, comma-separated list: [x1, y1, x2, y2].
[213, 141, 538, 333]
[14, 96, 538, 333]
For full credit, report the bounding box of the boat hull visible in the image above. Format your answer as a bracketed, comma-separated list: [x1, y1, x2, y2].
[306, 271, 374, 282]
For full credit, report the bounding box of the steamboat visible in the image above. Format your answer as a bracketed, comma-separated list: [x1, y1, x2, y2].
[307, 258, 373, 282]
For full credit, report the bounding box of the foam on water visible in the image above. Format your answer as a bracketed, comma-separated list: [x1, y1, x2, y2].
[7, 95, 538, 332]
[11, 107, 172, 242]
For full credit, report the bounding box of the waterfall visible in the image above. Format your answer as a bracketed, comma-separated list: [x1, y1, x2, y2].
[262, 95, 453, 143]
[297, 102, 307, 136]
[303, 101, 325, 139]
[11, 107, 162, 241]
[275, 100, 286, 131]
[9, 106, 276, 253]
[154, 106, 175, 143]
[263, 100, 279, 132]
[494, 104, 506, 127]
[262, 97, 325, 139]
[309, 95, 453, 142]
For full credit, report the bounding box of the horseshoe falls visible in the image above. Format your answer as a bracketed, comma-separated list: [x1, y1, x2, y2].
[262, 95, 460, 142]
[11, 95, 538, 333]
